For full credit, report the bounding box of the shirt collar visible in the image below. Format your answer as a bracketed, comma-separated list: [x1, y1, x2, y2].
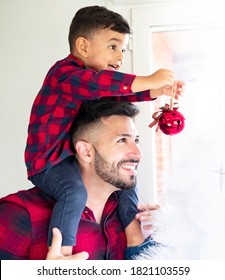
[68, 53, 86, 68]
[82, 192, 119, 222]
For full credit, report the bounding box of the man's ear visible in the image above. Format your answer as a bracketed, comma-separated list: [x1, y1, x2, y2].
[75, 37, 89, 58]
[75, 141, 93, 162]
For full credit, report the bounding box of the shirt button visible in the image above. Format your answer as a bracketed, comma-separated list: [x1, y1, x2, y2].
[84, 210, 88, 214]
[123, 85, 128, 90]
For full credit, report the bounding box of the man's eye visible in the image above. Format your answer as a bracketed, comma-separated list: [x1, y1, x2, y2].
[135, 138, 140, 144]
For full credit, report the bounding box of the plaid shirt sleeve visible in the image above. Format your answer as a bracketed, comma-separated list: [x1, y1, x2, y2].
[25, 54, 154, 177]
[0, 202, 32, 260]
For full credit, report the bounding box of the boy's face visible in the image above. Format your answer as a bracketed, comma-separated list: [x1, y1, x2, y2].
[84, 28, 129, 72]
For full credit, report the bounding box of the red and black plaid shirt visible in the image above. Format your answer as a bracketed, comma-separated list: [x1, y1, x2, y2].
[25, 54, 153, 177]
[0, 187, 126, 260]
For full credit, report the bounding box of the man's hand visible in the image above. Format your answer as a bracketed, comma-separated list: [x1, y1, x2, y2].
[46, 228, 89, 260]
[135, 203, 160, 231]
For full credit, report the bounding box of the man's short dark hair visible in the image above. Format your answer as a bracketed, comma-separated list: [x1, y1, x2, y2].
[68, 5, 131, 52]
[71, 98, 139, 145]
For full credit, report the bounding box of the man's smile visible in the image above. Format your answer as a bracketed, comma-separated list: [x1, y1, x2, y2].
[120, 161, 139, 175]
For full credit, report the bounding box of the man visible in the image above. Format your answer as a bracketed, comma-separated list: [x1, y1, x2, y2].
[0, 99, 157, 260]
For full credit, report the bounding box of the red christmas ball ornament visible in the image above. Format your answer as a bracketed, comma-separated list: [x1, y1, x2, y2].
[158, 107, 185, 135]
[149, 102, 185, 135]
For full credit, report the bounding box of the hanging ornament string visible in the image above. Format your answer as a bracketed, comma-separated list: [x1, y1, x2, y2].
[169, 83, 175, 110]
[169, 83, 180, 110]
[149, 83, 175, 129]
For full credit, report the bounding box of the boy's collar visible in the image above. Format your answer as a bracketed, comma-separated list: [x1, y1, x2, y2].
[68, 53, 85, 68]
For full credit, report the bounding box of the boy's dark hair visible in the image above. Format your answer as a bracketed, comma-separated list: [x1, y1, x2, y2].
[71, 98, 139, 145]
[68, 5, 131, 52]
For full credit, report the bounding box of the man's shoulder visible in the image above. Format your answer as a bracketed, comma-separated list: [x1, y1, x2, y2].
[0, 187, 54, 211]
[0, 187, 51, 259]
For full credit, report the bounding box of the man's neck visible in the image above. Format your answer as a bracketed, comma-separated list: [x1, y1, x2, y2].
[82, 172, 118, 224]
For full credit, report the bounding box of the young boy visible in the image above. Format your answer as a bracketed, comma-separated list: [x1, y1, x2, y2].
[25, 5, 184, 258]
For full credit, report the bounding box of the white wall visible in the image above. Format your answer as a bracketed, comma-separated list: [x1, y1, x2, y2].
[0, 0, 199, 198]
[0, 0, 108, 197]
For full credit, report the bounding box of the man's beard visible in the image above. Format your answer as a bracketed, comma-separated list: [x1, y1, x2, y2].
[93, 147, 137, 190]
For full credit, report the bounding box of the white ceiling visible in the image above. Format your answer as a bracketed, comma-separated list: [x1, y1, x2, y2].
[111, 0, 156, 3]
[109, 0, 220, 6]
[110, 0, 187, 5]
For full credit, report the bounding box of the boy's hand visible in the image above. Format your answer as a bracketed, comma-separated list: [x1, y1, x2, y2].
[161, 80, 185, 99]
[148, 68, 175, 89]
[46, 228, 89, 260]
[151, 80, 185, 99]
[131, 69, 185, 96]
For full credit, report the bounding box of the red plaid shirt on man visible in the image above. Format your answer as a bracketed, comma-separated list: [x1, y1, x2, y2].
[24, 54, 153, 178]
[0, 187, 126, 260]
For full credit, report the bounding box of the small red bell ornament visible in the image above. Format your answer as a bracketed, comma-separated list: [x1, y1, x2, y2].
[149, 99, 185, 135]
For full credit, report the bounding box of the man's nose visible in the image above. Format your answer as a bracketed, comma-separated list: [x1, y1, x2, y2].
[128, 143, 142, 160]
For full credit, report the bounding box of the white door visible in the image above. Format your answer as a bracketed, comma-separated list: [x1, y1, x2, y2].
[132, 1, 225, 204]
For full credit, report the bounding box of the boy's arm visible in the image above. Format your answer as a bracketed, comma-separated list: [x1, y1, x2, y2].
[56, 60, 152, 102]
[131, 69, 185, 100]
[131, 69, 175, 92]
[56, 58, 184, 102]
[112, 90, 155, 102]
